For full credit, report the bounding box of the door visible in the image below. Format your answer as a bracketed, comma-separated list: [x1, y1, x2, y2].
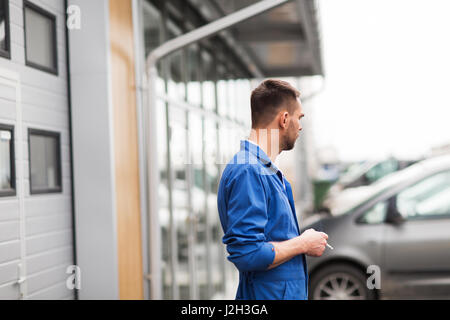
[383, 170, 450, 298]
[0, 72, 26, 300]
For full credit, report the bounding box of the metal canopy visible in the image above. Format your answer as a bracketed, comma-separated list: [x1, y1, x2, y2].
[190, 0, 324, 78]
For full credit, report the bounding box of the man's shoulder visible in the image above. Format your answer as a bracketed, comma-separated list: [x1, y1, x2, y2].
[231, 148, 259, 163]
[221, 154, 267, 190]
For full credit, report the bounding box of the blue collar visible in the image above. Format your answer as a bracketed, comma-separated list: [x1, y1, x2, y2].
[240, 140, 282, 175]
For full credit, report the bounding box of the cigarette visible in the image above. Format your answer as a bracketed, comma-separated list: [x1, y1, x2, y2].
[326, 243, 334, 250]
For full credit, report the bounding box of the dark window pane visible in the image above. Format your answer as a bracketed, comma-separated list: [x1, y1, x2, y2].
[0, 128, 13, 194]
[0, 0, 10, 55]
[29, 131, 61, 193]
[24, 3, 57, 72]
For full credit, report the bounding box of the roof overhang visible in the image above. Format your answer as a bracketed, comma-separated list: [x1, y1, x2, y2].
[191, 0, 324, 78]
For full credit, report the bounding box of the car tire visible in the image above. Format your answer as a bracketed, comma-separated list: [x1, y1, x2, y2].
[309, 263, 377, 300]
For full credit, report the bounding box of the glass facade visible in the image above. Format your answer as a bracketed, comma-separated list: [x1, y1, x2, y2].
[140, 0, 252, 299]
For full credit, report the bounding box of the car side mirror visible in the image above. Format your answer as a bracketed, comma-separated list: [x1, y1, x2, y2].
[385, 198, 405, 225]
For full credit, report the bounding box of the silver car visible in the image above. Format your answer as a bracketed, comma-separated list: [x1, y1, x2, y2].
[304, 154, 450, 300]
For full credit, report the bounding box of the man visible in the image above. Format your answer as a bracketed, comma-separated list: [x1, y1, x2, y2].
[217, 79, 329, 300]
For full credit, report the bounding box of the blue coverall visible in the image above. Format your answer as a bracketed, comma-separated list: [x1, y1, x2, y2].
[217, 140, 308, 300]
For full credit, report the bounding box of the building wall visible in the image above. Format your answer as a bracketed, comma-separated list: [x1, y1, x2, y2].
[0, 0, 74, 299]
[68, 0, 120, 299]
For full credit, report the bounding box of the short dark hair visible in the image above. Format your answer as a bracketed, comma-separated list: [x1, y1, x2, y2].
[250, 79, 300, 128]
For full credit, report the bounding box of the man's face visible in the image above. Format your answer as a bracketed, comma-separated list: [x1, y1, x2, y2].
[283, 99, 304, 151]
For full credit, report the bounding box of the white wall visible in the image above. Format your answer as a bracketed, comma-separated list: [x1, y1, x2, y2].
[68, 0, 120, 299]
[0, 0, 74, 300]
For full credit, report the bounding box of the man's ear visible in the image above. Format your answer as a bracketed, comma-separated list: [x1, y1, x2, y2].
[279, 111, 289, 129]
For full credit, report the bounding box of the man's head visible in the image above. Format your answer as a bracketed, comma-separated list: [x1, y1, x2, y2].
[251, 79, 304, 151]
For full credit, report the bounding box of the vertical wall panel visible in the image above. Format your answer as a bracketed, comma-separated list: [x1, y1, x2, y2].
[109, 0, 144, 300]
[69, 0, 120, 299]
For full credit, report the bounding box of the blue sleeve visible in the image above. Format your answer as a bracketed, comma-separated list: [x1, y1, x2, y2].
[222, 167, 275, 272]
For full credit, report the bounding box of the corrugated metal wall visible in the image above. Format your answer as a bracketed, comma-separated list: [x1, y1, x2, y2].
[0, 0, 74, 300]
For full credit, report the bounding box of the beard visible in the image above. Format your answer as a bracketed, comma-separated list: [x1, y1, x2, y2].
[283, 136, 296, 151]
[281, 122, 298, 151]
[281, 132, 298, 151]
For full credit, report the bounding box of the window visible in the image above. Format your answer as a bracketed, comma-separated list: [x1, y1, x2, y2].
[397, 170, 450, 220]
[357, 201, 388, 224]
[201, 51, 216, 111]
[0, 124, 15, 197]
[23, 1, 58, 74]
[28, 129, 62, 194]
[0, 0, 11, 59]
[365, 158, 399, 183]
[186, 45, 201, 106]
[217, 65, 228, 117]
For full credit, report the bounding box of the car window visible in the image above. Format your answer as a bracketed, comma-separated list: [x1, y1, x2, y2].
[397, 170, 450, 220]
[365, 158, 398, 183]
[358, 201, 388, 224]
[338, 162, 372, 185]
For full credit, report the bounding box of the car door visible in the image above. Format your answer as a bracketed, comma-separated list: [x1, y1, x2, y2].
[383, 170, 450, 299]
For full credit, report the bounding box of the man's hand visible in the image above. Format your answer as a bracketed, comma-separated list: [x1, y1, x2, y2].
[267, 228, 329, 270]
[298, 228, 328, 257]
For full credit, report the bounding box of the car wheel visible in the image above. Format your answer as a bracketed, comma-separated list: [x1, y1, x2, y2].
[309, 263, 377, 300]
